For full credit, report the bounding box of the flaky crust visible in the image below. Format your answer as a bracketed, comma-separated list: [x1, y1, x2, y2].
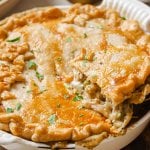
[0, 4, 149, 148]
[0, 5, 114, 144]
[0, 113, 112, 142]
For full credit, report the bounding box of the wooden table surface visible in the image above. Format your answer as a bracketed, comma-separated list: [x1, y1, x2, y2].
[0, 0, 150, 150]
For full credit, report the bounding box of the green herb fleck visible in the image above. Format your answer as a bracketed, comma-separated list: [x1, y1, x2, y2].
[64, 83, 70, 89]
[33, 83, 37, 86]
[56, 103, 61, 108]
[84, 80, 90, 86]
[83, 55, 88, 61]
[27, 90, 32, 94]
[93, 57, 97, 61]
[48, 114, 57, 125]
[96, 25, 103, 29]
[73, 93, 83, 102]
[28, 61, 37, 69]
[6, 108, 14, 113]
[56, 57, 62, 62]
[30, 50, 34, 54]
[104, 50, 107, 53]
[7, 37, 20, 42]
[79, 122, 84, 126]
[82, 60, 88, 67]
[84, 33, 88, 38]
[16, 103, 22, 111]
[36, 71, 44, 81]
[121, 16, 126, 20]
[79, 114, 84, 117]
[71, 49, 77, 55]
[39, 89, 47, 94]
[64, 94, 70, 99]
[66, 37, 72, 43]
[82, 55, 88, 66]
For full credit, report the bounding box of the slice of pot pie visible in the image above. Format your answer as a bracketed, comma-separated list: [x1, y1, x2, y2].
[0, 4, 149, 149]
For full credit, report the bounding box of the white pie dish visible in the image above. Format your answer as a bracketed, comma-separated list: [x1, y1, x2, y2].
[0, 0, 20, 18]
[0, 2, 150, 150]
[138, 0, 150, 3]
[0, 112, 149, 150]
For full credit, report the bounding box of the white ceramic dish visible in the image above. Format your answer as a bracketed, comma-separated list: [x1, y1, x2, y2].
[138, 0, 150, 3]
[0, 3, 150, 150]
[0, 0, 20, 18]
[0, 112, 149, 150]
[101, 0, 150, 32]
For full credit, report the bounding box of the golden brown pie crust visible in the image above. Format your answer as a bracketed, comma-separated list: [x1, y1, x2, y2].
[0, 3, 149, 148]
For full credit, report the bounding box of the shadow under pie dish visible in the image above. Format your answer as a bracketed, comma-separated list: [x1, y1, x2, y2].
[0, 3, 149, 149]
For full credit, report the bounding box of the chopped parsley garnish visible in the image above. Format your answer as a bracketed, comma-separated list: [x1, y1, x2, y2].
[30, 50, 34, 54]
[93, 57, 97, 61]
[82, 60, 88, 67]
[79, 122, 84, 126]
[48, 114, 57, 125]
[6, 107, 14, 113]
[7, 37, 20, 42]
[104, 50, 107, 53]
[79, 114, 84, 117]
[96, 25, 103, 29]
[16, 103, 22, 111]
[39, 89, 47, 94]
[56, 57, 62, 62]
[33, 83, 37, 86]
[71, 49, 77, 55]
[64, 83, 70, 89]
[26, 90, 32, 93]
[56, 103, 61, 108]
[73, 93, 83, 102]
[36, 71, 44, 81]
[83, 55, 88, 60]
[66, 37, 72, 43]
[71, 49, 77, 57]
[84, 33, 88, 38]
[28, 61, 37, 69]
[84, 80, 90, 86]
[121, 16, 126, 20]
[82, 55, 88, 66]
[64, 94, 70, 99]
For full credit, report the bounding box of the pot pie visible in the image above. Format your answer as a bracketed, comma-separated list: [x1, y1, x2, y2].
[0, 4, 150, 149]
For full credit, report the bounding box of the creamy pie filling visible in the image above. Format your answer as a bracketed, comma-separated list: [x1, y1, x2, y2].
[0, 4, 149, 148]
